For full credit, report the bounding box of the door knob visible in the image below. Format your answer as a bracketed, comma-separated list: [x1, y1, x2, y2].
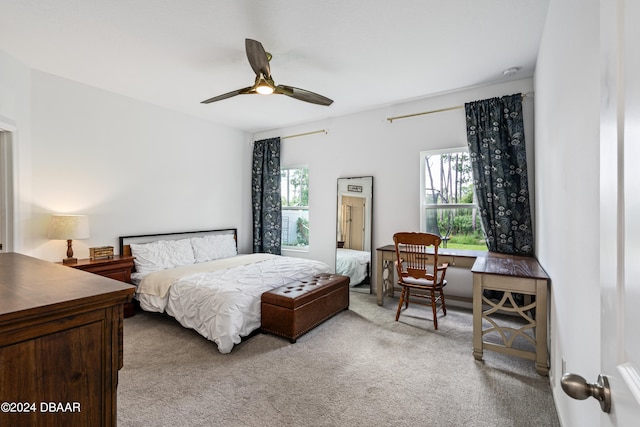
[561, 373, 611, 413]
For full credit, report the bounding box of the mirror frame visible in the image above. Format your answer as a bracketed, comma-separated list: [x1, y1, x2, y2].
[336, 176, 373, 293]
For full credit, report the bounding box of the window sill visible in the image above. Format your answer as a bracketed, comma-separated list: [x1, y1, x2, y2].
[281, 247, 309, 254]
[437, 247, 488, 258]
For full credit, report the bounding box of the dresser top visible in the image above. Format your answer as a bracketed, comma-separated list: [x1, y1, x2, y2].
[471, 252, 549, 280]
[0, 252, 135, 320]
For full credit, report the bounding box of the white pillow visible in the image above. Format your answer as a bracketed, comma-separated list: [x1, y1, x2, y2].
[189, 237, 212, 263]
[130, 240, 172, 275]
[130, 238, 195, 274]
[212, 233, 237, 259]
[190, 234, 237, 263]
[165, 238, 196, 267]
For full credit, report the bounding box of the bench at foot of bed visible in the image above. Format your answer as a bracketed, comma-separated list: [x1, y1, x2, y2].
[261, 274, 350, 343]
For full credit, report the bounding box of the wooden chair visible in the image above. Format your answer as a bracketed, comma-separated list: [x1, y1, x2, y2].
[393, 232, 449, 330]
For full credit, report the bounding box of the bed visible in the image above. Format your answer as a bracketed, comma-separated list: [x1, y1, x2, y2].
[335, 248, 370, 286]
[119, 229, 331, 353]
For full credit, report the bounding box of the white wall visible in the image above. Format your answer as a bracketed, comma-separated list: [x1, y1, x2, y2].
[0, 50, 32, 254]
[255, 79, 535, 295]
[535, 0, 601, 425]
[0, 54, 254, 261]
[0, 51, 30, 126]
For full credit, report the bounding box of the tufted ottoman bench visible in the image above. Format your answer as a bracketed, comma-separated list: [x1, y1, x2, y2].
[261, 274, 350, 343]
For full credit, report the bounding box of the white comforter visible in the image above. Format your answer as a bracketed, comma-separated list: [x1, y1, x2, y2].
[336, 248, 370, 286]
[136, 254, 331, 353]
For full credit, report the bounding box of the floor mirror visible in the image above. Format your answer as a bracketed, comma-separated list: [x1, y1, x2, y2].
[335, 176, 373, 293]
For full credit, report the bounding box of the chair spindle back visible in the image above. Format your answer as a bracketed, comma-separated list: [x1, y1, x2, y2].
[393, 232, 442, 281]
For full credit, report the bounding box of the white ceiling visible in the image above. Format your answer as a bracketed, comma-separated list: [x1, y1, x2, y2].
[0, 0, 549, 133]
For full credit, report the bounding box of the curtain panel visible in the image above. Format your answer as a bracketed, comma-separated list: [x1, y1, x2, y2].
[252, 137, 282, 254]
[465, 94, 534, 255]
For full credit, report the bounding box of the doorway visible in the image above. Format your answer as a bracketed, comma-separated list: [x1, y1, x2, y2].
[340, 195, 366, 251]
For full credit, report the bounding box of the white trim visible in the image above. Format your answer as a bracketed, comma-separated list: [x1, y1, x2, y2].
[0, 117, 17, 253]
[424, 203, 476, 210]
[618, 362, 640, 406]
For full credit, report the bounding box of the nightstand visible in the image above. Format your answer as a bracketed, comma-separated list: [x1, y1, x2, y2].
[60, 255, 136, 317]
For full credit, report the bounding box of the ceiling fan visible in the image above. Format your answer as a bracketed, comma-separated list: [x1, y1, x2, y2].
[201, 39, 333, 106]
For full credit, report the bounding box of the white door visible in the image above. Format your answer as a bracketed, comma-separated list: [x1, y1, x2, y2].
[599, 0, 640, 424]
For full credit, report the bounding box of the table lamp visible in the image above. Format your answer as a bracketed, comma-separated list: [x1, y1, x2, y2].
[47, 214, 90, 264]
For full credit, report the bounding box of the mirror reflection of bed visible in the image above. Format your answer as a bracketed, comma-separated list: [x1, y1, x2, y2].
[336, 176, 373, 294]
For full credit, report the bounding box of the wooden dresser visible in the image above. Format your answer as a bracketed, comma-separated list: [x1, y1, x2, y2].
[0, 253, 135, 427]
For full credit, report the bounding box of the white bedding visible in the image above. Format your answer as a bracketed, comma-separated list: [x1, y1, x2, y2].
[136, 254, 331, 353]
[336, 248, 370, 286]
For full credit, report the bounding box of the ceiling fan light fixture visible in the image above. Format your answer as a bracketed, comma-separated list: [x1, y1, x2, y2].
[255, 74, 275, 95]
[256, 82, 274, 95]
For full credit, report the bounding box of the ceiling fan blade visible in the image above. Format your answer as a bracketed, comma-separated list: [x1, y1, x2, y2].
[200, 87, 253, 104]
[245, 38, 271, 78]
[276, 85, 333, 106]
[202, 40, 332, 106]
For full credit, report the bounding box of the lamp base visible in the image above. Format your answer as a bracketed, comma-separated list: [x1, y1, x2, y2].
[62, 257, 78, 265]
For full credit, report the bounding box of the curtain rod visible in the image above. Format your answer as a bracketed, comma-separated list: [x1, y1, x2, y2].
[387, 105, 463, 123]
[386, 92, 533, 123]
[281, 129, 327, 140]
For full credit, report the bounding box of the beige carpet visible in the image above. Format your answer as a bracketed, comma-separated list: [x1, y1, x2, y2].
[117, 291, 560, 427]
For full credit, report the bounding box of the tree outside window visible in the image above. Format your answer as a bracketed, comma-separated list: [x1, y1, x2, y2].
[281, 167, 309, 249]
[420, 149, 487, 251]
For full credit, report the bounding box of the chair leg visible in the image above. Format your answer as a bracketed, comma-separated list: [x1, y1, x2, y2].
[395, 287, 406, 321]
[440, 288, 447, 316]
[431, 289, 438, 330]
[405, 288, 410, 309]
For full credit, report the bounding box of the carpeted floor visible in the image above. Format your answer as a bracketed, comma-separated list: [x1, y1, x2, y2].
[117, 291, 560, 427]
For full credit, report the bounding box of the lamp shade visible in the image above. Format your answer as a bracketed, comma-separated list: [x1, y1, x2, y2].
[47, 215, 90, 240]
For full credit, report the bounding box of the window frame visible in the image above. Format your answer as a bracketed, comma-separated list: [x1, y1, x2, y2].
[419, 147, 485, 250]
[280, 165, 310, 252]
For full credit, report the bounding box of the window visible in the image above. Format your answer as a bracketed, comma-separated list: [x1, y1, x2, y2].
[420, 148, 487, 251]
[281, 167, 309, 250]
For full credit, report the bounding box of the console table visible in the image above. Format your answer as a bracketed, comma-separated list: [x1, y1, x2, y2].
[375, 244, 483, 305]
[471, 253, 549, 376]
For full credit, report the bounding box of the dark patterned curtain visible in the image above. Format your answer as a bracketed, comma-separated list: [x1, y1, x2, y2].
[252, 137, 282, 254]
[465, 94, 533, 255]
